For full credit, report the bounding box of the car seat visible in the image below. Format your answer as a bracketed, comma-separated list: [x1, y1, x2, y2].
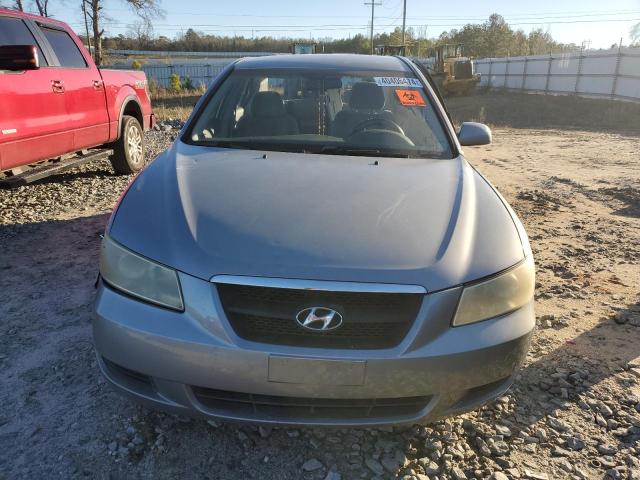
[331, 82, 390, 138]
[235, 91, 300, 137]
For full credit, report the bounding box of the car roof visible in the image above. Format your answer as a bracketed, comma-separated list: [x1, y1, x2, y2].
[0, 7, 67, 27]
[235, 54, 413, 72]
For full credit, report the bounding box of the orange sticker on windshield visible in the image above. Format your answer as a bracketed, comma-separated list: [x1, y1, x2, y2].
[395, 89, 426, 107]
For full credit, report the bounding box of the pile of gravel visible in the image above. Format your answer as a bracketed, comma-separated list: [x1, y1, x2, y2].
[1, 127, 639, 479]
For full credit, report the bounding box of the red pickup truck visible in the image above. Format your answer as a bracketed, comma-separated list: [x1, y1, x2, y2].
[0, 9, 154, 178]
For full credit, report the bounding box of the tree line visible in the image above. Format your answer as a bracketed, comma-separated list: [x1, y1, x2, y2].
[437, 14, 580, 57]
[100, 15, 580, 57]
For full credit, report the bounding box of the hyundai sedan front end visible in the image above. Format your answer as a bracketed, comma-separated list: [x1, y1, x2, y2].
[93, 54, 535, 425]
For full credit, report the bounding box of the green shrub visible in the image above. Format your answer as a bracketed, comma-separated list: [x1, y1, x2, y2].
[131, 59, 143, 70]
[147, 78, 162, 96]
[169, 73, 182, 93]
[182, 75, 195, 91]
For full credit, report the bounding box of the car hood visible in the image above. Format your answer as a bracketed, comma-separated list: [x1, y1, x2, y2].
[109, 142, 525, 291]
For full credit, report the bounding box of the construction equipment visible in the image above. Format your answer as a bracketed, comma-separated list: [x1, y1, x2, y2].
[426, 43, 480, 96]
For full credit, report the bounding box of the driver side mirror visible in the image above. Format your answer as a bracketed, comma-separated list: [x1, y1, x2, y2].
[0, 45, 40, 71]
[458, 122, 491, 146]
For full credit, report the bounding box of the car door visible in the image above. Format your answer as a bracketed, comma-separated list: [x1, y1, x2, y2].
[36, 22, 109, 151]
[0, 14, 71, 171]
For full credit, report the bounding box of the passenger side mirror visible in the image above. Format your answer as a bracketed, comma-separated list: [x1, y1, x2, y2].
[458, 122, 491, 146]
[0, 45, 40, 71]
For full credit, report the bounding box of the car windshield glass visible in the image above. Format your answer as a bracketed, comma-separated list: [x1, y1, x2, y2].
[188, 68, 453, 159]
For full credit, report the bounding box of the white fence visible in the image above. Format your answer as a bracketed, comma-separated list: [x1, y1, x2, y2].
[474, 47, 640, 102]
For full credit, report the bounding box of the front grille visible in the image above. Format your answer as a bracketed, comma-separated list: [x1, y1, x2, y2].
[192, 386, 431, 421]
[216, 283, 423, 349]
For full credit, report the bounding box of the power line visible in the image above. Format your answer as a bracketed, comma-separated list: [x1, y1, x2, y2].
[380, 0, 402, 12]
[382, 10, 640, 20]
[472, 17, 640, 26]
[69, 16, 640, 31]
[87, 8, 640, 20]
[70, 14, 640, 28]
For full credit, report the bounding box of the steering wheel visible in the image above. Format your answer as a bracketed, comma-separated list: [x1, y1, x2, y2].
[347, 117, 415, 148]
[349, 117, 406, 137]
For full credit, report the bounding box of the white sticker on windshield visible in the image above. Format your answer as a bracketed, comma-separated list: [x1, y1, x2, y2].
[374, 77, 422, 88]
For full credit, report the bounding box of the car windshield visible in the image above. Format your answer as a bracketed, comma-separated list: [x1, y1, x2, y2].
[188, 68, 453, 159]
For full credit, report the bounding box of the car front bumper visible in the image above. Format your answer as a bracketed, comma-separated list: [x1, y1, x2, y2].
[93, 272, 535, 426]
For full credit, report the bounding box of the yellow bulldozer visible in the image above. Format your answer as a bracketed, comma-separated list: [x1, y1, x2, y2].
[427, 43, 480, 96]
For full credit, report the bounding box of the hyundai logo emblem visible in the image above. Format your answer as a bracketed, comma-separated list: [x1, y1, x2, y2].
[295, 307, 343, 332]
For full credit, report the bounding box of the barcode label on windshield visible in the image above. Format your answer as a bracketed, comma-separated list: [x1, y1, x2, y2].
[374, 77, 422, 88]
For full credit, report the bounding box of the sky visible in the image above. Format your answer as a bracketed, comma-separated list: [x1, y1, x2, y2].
[41, 0, 640, 49]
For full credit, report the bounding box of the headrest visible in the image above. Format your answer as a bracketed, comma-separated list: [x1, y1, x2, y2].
[251, 91, 286, 116]
[350, 82, 385, 110]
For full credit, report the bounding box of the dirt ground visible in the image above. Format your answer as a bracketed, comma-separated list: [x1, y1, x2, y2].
[1, 94, 639, 480]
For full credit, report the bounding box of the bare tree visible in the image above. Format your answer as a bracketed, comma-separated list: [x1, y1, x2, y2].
[13, 0, 24, 10]
[127, 20, 153, 50]
[34, 0, 50, 16]
[82, 0, 103, 64]
[83, 0, 162, 66]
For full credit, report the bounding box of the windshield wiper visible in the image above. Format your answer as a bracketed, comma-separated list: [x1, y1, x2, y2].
[311, 146, 410, 158]
[196, 140, 447, 159]
[204, 140, 303, 153]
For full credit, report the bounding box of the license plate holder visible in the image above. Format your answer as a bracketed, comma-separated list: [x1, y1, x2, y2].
[268, 355, 366, 386]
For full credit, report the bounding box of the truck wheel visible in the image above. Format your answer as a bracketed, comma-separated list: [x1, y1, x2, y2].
[110, 115, 145, 174]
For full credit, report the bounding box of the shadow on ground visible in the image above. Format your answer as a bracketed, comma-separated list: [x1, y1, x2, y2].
[508, 308, 639, 439]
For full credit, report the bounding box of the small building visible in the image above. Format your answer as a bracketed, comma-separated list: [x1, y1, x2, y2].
[290, 43, 317, 54]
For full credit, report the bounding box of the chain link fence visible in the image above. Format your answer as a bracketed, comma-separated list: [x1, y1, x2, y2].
[135, 63, 229, 88]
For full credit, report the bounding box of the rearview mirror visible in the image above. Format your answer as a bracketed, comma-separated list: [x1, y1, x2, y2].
[0, 45, 40, 71]
[458, 122, 491, 146]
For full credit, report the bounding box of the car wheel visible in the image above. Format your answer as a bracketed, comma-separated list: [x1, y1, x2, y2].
[110, 115, 145, 175]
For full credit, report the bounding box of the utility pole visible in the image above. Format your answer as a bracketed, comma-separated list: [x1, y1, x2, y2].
[401, 0, 407, 51]
[365, 0, 381, 55]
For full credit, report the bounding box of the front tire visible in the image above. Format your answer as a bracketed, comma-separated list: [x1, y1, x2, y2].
[109, 115, 145, 175]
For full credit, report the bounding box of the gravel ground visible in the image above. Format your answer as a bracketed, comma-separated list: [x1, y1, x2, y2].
[0, 124, 639, 480]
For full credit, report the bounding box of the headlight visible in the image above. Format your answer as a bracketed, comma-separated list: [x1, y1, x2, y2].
[453, 256, 534, 326]
[100, 235, 184, 311]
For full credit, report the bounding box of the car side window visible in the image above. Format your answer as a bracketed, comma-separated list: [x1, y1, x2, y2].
[0, 16, 48, 66]
[39, 26, 87, 68]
